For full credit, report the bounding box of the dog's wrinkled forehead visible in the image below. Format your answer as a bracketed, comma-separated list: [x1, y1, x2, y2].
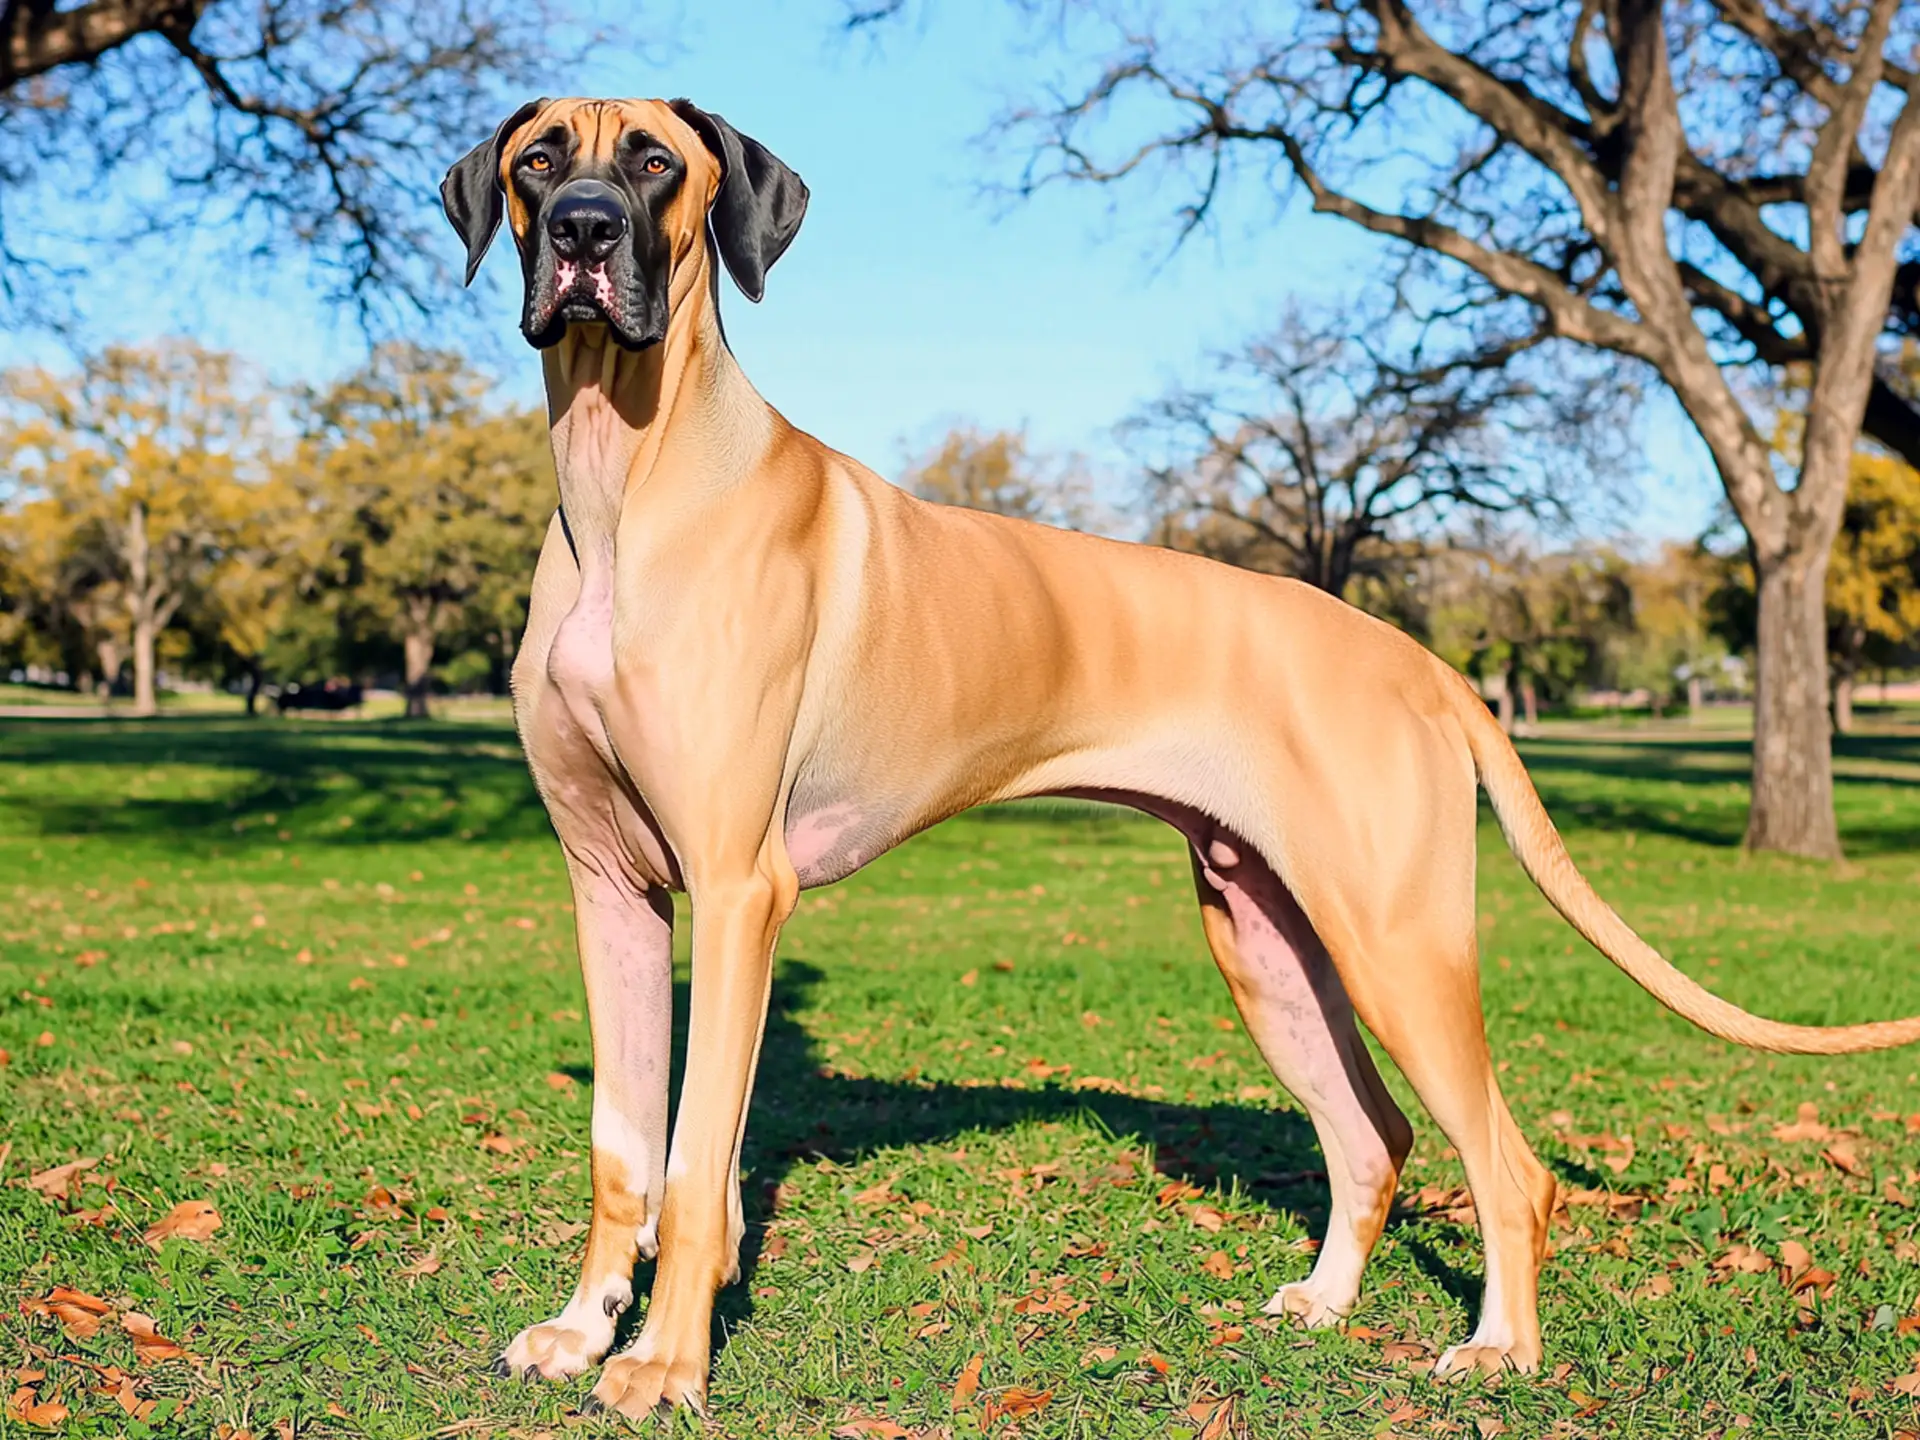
[498, 98, 717, 234]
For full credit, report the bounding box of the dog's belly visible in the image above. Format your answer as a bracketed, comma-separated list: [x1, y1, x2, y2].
[784, 798, 915, 889]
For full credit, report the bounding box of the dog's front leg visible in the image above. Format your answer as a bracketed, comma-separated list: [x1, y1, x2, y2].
[500, 855, 673, 1381]
[591, 852, 795, 1418]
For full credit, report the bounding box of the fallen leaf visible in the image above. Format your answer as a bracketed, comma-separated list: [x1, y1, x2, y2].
[6, 1386, 69, 1428]
[399, 1252, 442, 1278]
[846, 1250, 876, 1274]
[1201, 1250, 1236, 1281]
[1822, 1141, 1869, 1178]
[983, 1387, 1052, 1424]
[23, 1287, 113, 1338]
[1191, 1205, 1227, 1233]
[480, 1134, 520, 1155]
[1713, 1244, 1773, 1275]
[1778, 1240, 1814, 1276]
[1772, 1103, 1831, 1143]
[544, 1072, 574, 1090]
[28, 1157, 98, 1204]
[831, 1417, 910, 1439]
[143, 1199, 221, 1249]
[1382, 1341, 1429, 1363]
[121, 1312, 189, 1364]
[951, 1354, 983, 1411]
[1188, 1394, 1240, 1440]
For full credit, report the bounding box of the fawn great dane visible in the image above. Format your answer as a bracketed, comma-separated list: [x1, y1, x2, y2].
[440, 97, 1920, 1418]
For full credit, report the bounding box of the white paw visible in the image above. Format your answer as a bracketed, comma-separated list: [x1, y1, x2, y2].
[496, 1286, 628, 1381]
[1433, 1337, 1539, 1378]
[1263, 1280, 1354, 1328]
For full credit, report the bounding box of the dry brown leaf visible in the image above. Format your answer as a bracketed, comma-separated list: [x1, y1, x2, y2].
[1778, 1240, 1814, 1276]
[950, 1354, 983, 1412]
[543, 1071, 574, 1090]
[28, 1157, 98, 1204]
[479, 1134, 520, 1155]
[1772, 1103, 1831, 1144]
[1201, 1250, 1236, 1281]
[984, 1387, 1052, 1424]
[1190, 1205, 1227, 1233]
[1382, 1341, 1430, 1363]
[121, 1312, 188, 1363]
[831, 1417, 912, 1439]
[846, 1250, 876, 1274]
[1822, 1142, 1869, 1178]
[7, 1386, 69, 1428]
[1713, 1244, 1773, 1275]
[399, 1252, 442, 1278]
[143, 1199, 221, 1249]
[23, 1287, 113, 1339]
[1188, 1394, 1240, 1440]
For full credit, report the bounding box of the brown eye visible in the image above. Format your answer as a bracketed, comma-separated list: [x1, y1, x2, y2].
[644, 156, 668, 175]
[527, 153, 551, 172]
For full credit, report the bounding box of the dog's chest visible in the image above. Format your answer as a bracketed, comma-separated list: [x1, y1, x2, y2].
[546, 565, 620, 740]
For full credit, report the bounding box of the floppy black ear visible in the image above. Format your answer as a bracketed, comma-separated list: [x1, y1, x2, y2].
[441, 99, 546, 286]
[669, 99, 809, 303]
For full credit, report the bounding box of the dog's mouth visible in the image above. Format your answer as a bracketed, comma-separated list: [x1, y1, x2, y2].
[523, 259, 659, 351]
[554, 261, 619, 322]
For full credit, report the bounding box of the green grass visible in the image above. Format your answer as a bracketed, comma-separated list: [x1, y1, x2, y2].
[6, 716, 1920, 1438]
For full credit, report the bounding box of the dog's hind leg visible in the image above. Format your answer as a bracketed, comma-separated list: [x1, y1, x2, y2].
[1294, 816, 1557, 1376]
[1189, 842, 1413, 1326]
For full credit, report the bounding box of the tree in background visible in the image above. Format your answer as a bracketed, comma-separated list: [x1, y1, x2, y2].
[888, 0, 1920, 857]
[1612, 542, 1732, 718]
[296, 345, 549, 719]
[1127, 303, 1623, 599]
[900, 424, 1093, 528]
[1419, 535, 1633, 732]
[1824, 453, 1920, 732]
[0, 340, 264, 714]
[0, 0, 609, 332]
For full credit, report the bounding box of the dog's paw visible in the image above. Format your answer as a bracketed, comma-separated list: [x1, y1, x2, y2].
[497, 1294, 625, 1382]
[589, 1337, 707, 1418]
[1262, 1281, 1352, 1329]
[1433, 1339, 1539, 1379]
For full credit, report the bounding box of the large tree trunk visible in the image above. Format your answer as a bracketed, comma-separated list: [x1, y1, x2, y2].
[1745, 550, 1840, 858]
[1686, 672, 1703, 720]
[1519, 675, 1538, 732]
[95, 638, 122, 696]
[403, 616, 435, 720]
[125, 498, 160, 718]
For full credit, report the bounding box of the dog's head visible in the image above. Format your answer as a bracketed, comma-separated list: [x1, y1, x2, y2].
[441, 98, 808, 351]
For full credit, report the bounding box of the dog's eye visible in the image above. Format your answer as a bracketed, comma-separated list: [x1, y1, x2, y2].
[527, 153, 551, 172]
[644, 156, 669, 175]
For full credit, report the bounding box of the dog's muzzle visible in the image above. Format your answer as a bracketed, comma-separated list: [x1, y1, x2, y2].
[523, 179, 659, 350]
[548, 182, 627, 321]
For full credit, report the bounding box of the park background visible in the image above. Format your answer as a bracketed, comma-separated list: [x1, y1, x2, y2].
[4, 1, 1920, 1437]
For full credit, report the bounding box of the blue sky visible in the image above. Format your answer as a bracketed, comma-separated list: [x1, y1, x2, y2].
[0, 0, 1722, 536]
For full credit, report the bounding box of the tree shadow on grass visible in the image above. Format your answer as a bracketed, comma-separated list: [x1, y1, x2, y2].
[1513, 733, 1920, 855]
[0, 715, 552, 849]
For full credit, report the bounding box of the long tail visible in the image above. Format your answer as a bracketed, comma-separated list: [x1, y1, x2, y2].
[1451, 671, 1920, 1055]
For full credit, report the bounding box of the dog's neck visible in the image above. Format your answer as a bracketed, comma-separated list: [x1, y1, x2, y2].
[540, 259, 771, 567]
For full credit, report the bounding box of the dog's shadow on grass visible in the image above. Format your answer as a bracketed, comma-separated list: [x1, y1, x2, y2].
[586, 960, 1488, 1349]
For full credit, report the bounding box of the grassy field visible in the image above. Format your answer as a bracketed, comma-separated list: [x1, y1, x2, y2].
[6, 716, 1920, 1439]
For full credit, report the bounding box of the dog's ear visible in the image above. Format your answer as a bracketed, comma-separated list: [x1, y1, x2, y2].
[441, 99, 546, 286]
[669, 99, 809, 303]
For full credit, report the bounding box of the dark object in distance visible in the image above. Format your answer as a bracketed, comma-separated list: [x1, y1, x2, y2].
[275, 681, 364, 714]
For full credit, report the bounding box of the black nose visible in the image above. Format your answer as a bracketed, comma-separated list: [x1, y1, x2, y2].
[547, 183, 628, 263]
